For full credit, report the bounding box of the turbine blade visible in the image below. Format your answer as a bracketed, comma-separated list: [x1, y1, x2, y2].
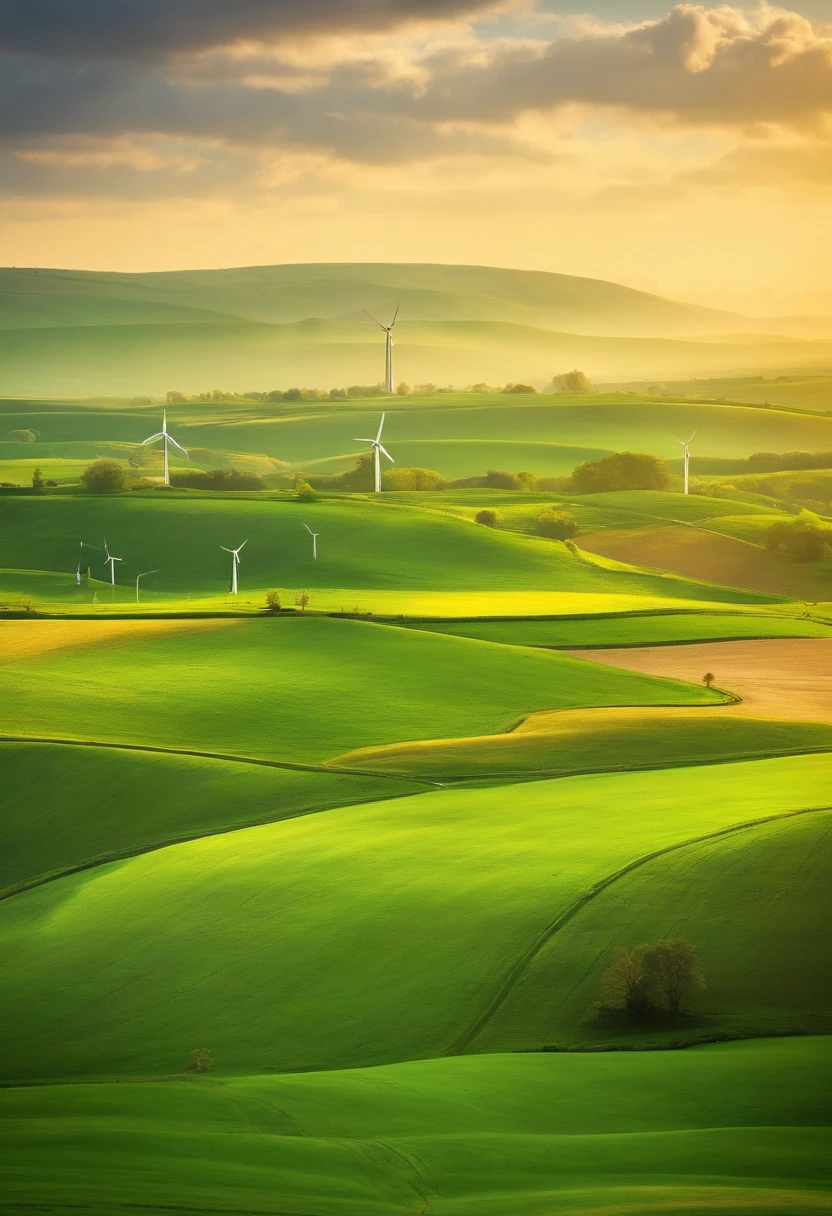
[221, 546, 232, 553]
[142, 433, 163, 444]
[378, 445, 394, 462]
[237, 540, 248, 553]
[168, 436, 189, 458]
[363, 309, 386, 331]
[354, 438, 374, 443]
[376, 412, 386, 441]
[390, 302, 400, 327]
[304, 523, 313, 534]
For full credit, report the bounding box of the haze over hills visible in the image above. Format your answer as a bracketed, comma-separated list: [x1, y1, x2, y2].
[2, 262, 832, 395]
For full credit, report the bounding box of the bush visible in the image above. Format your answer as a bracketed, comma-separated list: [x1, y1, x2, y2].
[166, 391, 187, 404]
[551, 369, 591, 394]
[485, 469, 538, 491]
[382, 467, 446, 491]
[396, 382, 411, 396]
[265, 589, 281, 613]
[7, 428, 38, 442]
[475, 508, 502, 528]
[570, 452, 671, 494]
[169, 469, 264, 491]
[80, 459, 127, 493]
[347, 384, 385, 398]
[537, 508, 578, 540]
[295, 479, 318, 500]
[502, 383, 537, 394]
[31, 467, 45, 492]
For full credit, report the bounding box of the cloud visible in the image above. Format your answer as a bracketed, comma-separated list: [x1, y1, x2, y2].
[0, 0, 507, 59]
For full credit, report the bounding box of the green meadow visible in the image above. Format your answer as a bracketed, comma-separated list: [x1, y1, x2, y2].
[2, 359, 831, 1213]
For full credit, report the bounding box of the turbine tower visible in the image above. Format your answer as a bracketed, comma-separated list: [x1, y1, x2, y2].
[103, 538, 123, 585]
[221, 540, 247, 595]
[142, 410, 189, 486]
[303, 523, 320, 560]
[672, 430, 697, 495]
[364, 305, 399, 393]
[77, 539, 99, 585]
[353, 412, 394, 493]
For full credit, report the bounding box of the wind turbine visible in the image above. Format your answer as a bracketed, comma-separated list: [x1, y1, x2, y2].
[354, 412, 394, 493]
[136, 569, 158, 603]
[221, 540, 247, 595]
[364, 304, 399, 393]
[303, 523, 319, 560]
[77, 540, 99, 585]
[103, 538, 123, 585]
[672, 430, 697, 495]
[142, 410, 189, 486]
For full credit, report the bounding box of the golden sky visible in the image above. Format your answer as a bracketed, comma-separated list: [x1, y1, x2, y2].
[2, 2, 832, 312]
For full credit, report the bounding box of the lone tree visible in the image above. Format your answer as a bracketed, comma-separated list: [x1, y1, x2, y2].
[643, 939, 705, 1018]
[79, 458, 127, 493]
[188, 1048, 212, 1073]
[570, 452, 671, 494]
[295, 589, 310, 612]
[295, 478, 318, 500]
[265, 589, 281, 613]
[537, 508, 578, 540]
[475, 508, 502, 528]
[551, 369, 591, 394]
[31, 466, 45, 491]
[703, 672, 715, 688]
[601, 946, 653, 1022]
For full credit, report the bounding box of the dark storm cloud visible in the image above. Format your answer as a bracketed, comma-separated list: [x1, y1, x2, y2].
[0, 0, 505, 58]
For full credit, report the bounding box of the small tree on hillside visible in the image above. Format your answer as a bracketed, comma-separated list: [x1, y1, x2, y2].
[266, 589, 281, 613]
[601, 946, 653, 1022]
[7, 428, 39, 442]
[703, 672, 715, 688]
[552, 370, 591, 394]
[166, 390, 187, 404]
[295, 479, 318, 500]
[188, 1048, 212, 1073]
[396, 382, 411, 395]
[80, 459, 127, 493]
[643, 940, 705, 1018]
[537, 508, 578, 540]
[31, 466, 45, 491]
[475, 508, 502, 528]
[570, 452, 671, 494]
[295, 589, 310, 612]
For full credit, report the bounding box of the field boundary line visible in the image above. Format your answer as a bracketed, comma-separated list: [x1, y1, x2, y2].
[447, 801, 832, 1056]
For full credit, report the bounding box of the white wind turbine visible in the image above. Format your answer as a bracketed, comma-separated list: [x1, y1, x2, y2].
[303, 523, 320, 560]
[136, 569, 158, 603]
[354, 412, 394, 493]
[142, 410, 189, 486]
[103, 538, 123, 585]
[364, 304, 399, 393]
[221, 540, 247, 595]
[672, 430, 697, 495]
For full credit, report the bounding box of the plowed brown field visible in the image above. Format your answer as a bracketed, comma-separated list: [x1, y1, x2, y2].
[574, 639, 832, 723]
[579, 525, 832, 601]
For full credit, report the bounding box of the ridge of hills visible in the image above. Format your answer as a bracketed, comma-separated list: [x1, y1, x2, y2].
[3, 262, 832, 395]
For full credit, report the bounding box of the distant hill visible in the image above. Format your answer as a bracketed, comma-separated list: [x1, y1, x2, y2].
[2, 262, 831, 395]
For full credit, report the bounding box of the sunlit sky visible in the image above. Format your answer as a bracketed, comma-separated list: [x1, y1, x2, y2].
[2, 1, 832, 312]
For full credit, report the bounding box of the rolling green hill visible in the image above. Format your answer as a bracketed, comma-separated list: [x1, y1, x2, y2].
[3, 262, 832, 394]
[0, 618, 726, 763]
[0, 753, 828, 1082]
[1, 1039, 828, 1216]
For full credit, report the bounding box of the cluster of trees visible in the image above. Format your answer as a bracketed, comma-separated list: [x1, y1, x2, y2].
[767, 511, 832, 562]
[475, 506, 579, 541]
[6, 428, 39, 442]
[162, 376, 595, 403]
[550, 369, 592, 394]
[169, 469, 264, 491]
[749, 450, 832, 472]
[568, 452, 671, 494]
[80, 459, 128, 493]
[601, 939, 704, 1023]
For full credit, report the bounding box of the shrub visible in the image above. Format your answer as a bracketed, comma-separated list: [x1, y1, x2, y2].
[188, 1048, 212, 1073]
[475, 508, 502, 528]
[45, 479, 57, 487]
[265, 589, 281, 613]
[396, 382, 411, 396]
[295, 589, 310, 612]
[80, 459, 127, 493]
[382, 467, 446, 491]
[31, 467, 45, 492]
[170, 469, 264, 491]
[485, 469, 538, 491]
[570, 452, 671, 494]
[551, 369, 591, 394]
[7, 428, 38, 442]
[166, 391, 187, 404]
[537, 508, 578, 540]
[502, 383, 537, 394]
[564, 539, 578, 555]
[295, 479, 318, 500]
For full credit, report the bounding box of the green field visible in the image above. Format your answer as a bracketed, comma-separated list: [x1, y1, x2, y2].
[0, 617, 726, 762]
[404, 611, 832, 648]
[333, 707, 832, 778]
[1, 1039, 829, 1216]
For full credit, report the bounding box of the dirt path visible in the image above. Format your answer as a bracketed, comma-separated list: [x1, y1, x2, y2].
[573, 639, 832, 723]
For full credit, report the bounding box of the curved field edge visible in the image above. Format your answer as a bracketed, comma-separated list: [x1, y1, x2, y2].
[0, 741, 429, 898]
[1, 1040, 830, 1216]
[476, 808, 832, 1054]
[0, 754, 829, 1081]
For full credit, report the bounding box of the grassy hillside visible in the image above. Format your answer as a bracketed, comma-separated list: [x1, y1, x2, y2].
[0, 494, 782, 605]
[332, 707, 832, 779]
[618, 373, 832, 414]
[404, 611, 832, 648]
[0, 618, 725, 762]
[0, 742, 425, 894]
[478, 807, 832, 1053]
[0, 753, 828, 1081]
[1, 1039, 829, 1216]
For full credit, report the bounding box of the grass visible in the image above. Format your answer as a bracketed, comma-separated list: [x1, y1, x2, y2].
[1, 1038, 829, 1216]
[0, 742, 426, 894]
[331, 707, 832, 778]
[0, 752, 828, 1081]
[403, 611, 832, 648]
[0, 493, 785, 604]
[0, 617, 727, 763]
[478, 807, 832, 1053]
